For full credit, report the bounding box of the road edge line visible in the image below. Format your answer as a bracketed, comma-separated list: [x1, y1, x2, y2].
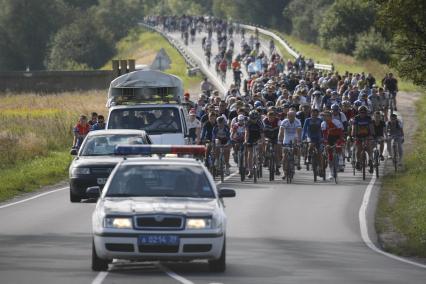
[92, 271, 108, 284]
[359, 174, 426, 269]
[157, 263, 194, 284]
[0, 186, 68, 210]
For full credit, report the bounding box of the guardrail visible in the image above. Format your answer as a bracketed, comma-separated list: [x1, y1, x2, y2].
[238, 23, 333, 72]
[139, 22, 226, 94]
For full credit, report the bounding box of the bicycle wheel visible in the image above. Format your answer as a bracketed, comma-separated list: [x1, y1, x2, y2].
[374, 150, 380, 178]
[312, 152, 318, 182]
[220, 155, 224, 182]
[258, 157, 263, 178]
[362, 151, 366, 181]
[393, 142, 398, 172]
[352, 148, 356, 176]
[253, 164, 257, 183]
[269, 149, 275, 181]
[333, 153, 339, 184]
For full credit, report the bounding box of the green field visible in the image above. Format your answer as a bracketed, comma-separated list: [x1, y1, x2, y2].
[0, 27, 201, 202]
[376, 96, 426, 257]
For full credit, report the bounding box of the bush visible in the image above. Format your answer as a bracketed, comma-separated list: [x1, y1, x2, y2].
[354, 28, 391, 64]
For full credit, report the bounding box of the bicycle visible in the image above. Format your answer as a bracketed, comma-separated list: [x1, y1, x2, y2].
[301, 141, 309, 171]
[215, 139, 226, 182]
[282, 142, 295, 184]
[204, 141, 216, 177]
[357, 138, 369, 180]
[326, 144, 342, 184]
[372, 140, 381, 177]
[250, 143, 259, 184]
[309, 142, 322, 182]
[236, 142, 246, 182]
[265, 138, 275, 181]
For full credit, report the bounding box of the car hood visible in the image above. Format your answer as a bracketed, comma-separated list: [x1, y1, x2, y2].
[101, 197, 218, 216]
[149, 133, 185, 145]
[70, 156, 124, 167]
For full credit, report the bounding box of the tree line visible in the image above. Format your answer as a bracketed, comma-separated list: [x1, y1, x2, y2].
[0, 0, 424, 87]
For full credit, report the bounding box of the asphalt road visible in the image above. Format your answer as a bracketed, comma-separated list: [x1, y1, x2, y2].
[0, 28, 425, 284]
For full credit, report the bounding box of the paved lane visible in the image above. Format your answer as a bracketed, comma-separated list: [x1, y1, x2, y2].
[0, 26, 425, 284]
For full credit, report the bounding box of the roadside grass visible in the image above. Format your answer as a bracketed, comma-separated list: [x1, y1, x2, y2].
[275, 31, 421, 93]
[0, 91, 106, 202]
[0, 26, 202, 202]
[103, 27, 202, 91]
[376, 96, 426, 257]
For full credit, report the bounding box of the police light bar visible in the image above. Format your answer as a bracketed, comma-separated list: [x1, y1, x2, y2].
[114, 145, 206, 156]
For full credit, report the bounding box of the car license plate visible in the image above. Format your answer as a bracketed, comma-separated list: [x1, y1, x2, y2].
[138, 235, 180, 245]
[97, 178, 108, 185]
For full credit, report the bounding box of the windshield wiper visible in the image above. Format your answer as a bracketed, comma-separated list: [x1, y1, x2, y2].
[105, 193, 134, 197]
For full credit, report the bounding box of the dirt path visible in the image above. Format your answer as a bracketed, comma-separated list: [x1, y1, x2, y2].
[396, 91, 422, 153]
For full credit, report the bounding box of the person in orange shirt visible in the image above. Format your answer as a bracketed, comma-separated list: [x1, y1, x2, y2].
[321, 111, 345, 178]
[73, 115, 91, 149]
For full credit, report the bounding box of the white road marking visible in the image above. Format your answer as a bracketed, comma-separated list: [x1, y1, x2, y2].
[359, 173, 426, 269]
[91, 271, 108, 284]
[0, 186, 68, 210]
[157, 263, 194, 284]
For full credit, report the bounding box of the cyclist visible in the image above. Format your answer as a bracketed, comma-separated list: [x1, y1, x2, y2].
[201, 111, 217, 163]
[278, 110, 302, 179]
[321, 111, 345, 179]
[219, 57, 228, 81]
[302, 108, 323, 167]
[372, 111, 386, 161]
[383, 73, 398, 111]
[245, 110, 264, 178]
[212, 116, 231, 175]
[231, 114, 247, 163]
[263, 110, 281, 175]
[351, 105, 375, 173]
[187, 109, 201, 144]
[386, 113, 404, 164]
[88, 112, 98, 127]
[73, 115, 90, 149]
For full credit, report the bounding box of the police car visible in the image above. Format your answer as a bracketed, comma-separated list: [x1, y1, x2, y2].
[69, 129, 152, 202]
[88, 145, 236, 272]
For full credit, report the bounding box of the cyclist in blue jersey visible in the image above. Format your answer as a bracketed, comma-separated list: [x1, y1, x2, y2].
[212, 116, 231, 175]
[302, 109, 323, 165]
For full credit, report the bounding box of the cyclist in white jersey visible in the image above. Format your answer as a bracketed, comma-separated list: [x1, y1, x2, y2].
[278, 111, 302, 177]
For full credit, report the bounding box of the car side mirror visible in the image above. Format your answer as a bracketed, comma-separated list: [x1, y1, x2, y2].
[86, 186, 101, 199]
[70, 148, 78, 155]
[219, 188, 236, 198]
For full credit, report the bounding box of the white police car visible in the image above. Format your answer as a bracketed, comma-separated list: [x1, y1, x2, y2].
[88, 145, 236, 272]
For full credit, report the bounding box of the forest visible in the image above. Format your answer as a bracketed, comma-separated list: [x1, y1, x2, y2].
[0, 0, 424, 87]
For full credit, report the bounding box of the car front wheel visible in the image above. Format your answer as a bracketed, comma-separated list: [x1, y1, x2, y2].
[208, 239, 226, 272]
[92, 239, 109, 271]
[70, 191, 81, 203]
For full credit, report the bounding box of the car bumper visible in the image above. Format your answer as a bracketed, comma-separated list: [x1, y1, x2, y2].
[93, 232, 224, 261]
[69, 177, 106, 197]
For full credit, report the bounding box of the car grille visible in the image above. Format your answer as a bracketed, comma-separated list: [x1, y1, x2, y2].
[134, 215, 184, 230]
[91, 167, 113, 174]
[139, 245, 179, 253]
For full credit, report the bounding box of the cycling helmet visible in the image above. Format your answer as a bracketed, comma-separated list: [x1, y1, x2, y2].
[249, 110, 259, 120]
[342, 100, 351, 107]
[216, 116, 226, 125]
[237, 114, 245, 121]
[358, 105, 368, 112]
[354, 100, 362, 108]
[254, 101, 263, 108]
[283, 103, 291, 108]
[276, 106, 283, 113]
[268, 106, 277, 113]
[313, 90, 322, 96]
[256, 106, 266, 114]
[266, 101, 274, 107]
[331, 104, 340, 111]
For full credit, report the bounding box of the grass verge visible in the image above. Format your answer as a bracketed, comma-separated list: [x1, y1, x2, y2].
[376, 95, 426, 257]
[0, 151, 72, 202]
[275, 31, 421, 93]
[103, 27, 202, 90]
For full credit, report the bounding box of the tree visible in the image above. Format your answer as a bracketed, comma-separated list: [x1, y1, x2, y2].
[0, 0, 68, 71]
[47, 15, 115, 70]
[283, 0, 334, 43]
[374, 0, 426, 87]
[354, 28, 391, 64]
[319, 0, 375, 54]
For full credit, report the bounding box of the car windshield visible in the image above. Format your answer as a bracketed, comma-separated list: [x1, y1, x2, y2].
[108, 107, 183, 134]
[105, 165, 215, 198]
[80, 134, 146, 156]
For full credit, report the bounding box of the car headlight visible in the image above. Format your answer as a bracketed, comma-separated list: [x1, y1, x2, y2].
[186, 218, 212, 229]
[104, 217, 133, 229]
[71, 167, 90, 175]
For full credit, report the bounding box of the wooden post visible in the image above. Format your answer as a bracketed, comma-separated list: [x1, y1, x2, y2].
[112, 60, 119, 78]
[128, 59, 136, 72]
[120, 60, 128, 75]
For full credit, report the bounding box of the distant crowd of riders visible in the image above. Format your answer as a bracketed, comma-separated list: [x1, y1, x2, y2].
[72, 15, 404, 183]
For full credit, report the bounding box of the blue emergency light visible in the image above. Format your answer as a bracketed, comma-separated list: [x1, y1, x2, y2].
[114, 145, 206, 156]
